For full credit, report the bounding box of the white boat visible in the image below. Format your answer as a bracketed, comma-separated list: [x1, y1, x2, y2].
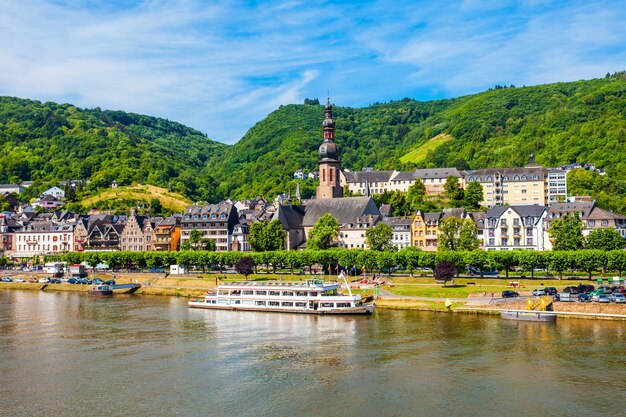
[188, 275, 375, 315]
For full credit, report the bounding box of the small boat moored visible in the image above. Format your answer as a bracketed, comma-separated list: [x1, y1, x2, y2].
[501, 310, 557, 322]
[88, 285, 113, 296]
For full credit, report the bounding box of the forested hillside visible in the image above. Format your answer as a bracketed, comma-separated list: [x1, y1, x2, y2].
[212, 73, 626, 210]
[0, 97, 226, 202]
[2, 73, 626, 211]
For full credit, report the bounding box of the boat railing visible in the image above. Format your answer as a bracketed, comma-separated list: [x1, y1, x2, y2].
[220, 281, 338, 288]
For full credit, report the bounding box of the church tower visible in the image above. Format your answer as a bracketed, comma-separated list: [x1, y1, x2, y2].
[316, 98, 343, 199]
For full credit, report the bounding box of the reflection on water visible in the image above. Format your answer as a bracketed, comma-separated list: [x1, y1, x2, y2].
[0, 291, 625, 417]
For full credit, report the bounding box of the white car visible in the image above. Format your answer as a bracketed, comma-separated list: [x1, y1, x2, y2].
[532, 289, 546, 296]
[15, 278, 26, 283]
[610, 292, 626, 303]
[38, 277, 50, 283]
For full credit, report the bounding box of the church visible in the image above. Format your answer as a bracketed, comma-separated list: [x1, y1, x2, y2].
[273, 99, 382, 249]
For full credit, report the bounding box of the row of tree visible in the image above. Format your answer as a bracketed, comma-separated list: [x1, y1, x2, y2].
[50, 248, 626, 280]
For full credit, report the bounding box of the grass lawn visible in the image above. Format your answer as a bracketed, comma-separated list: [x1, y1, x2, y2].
[383, 276, 591, 298]
[399, 133, 452, 164]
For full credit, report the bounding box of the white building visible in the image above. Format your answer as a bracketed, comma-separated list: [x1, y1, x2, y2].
[293, 169, 307, 180]
[11, 222, 75, 257]
[483, 205, 547, 251]
[383, 217, 412, 249]
[42, 186, 65, 200]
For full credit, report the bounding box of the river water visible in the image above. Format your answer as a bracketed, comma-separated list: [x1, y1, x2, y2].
[0, 291, 624, 417]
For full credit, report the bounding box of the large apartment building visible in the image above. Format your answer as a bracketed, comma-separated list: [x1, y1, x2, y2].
[341, 167, 463, 196]
[465, 166, 567, 207]
[180, 203, 239, 251]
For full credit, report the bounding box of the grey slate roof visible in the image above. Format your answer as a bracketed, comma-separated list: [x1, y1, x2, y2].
[486, 205, 547, 219]
[342, 170, 395, 183]
[273, 205, 306, 229]
[302, 196, 380, 227]
[466, 167, 548, 182]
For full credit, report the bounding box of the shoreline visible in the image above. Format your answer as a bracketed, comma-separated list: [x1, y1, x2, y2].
[3, 282, 625, 320]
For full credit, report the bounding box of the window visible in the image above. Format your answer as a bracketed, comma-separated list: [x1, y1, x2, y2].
[588, 220, 595, 226]
[321, 303, 334, 308]
[336, 303, 351, 308]
[295, 302, 307, 308]
[269, 291, 280, 296]
[281, 302, 294, 307]
[601, 220, 608, 226]
[268, 301, 280, 307]
[255, 290, 267, 295]
[255, 301, 266, 306]
[486, 176, 492, 181]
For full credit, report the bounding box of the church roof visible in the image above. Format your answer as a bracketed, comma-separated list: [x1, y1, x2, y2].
[302, 196, 380, 227]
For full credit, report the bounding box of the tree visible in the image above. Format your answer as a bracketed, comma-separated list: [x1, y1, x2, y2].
[586, 228, 625, 251]
[189, 229, 202, 250]
[434, 260, 457, 287]
[438, 218, 480, 251]
[234, 256, 255, 280]
[444, 176, 464, 203]
[548, 214, 585, 251]
[545, 251, 571, 279]
[608, 250, 626, 277]
[574, 250, 605, 279]
[365, 223, 395, 251]
[307, 214, 339, 250]
[199, 238, 216, 251]
[465, 250, 487, 278]
[463, 181, 483, 209]
[249, 220, 286, 252]
[150, 198, 164, 216]
[488, 250, 517, 279]
[517, 250, 542, 278]
[407, 179, 426, 212]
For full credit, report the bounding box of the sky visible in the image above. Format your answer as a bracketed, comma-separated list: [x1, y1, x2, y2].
[1, 0, 625, 144]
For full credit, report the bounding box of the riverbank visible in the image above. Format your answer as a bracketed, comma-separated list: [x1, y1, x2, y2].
[2, 274, 626, 320]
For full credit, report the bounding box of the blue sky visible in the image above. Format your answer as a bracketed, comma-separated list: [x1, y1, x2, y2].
[1, 0, 625, 144]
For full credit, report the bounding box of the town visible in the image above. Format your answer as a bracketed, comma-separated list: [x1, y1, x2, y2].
[0, 100, 624, 260]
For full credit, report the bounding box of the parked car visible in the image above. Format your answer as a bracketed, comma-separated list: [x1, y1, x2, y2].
[578, 293, 591, 302]
[67, 278, 79, 284]
[577, 284, 595, 294]
[610, 292, 626, 304]
[92, 278, 104, 285]
[49, 278, 61, 284]
[596, 294, 611, 303]
[553, 294, 561, 302]
[104, 280, 116, 285]
[148, 268, 166, 273]
[1, 277, 13, 282]
[38, 277, 50, 283]
[562, 286, 580, 294]
[60, 277, 70, 283]
[502, 290, 519, 298]
[544, 287, 558, 296]
[15, 278, 26, 283]
[532, 289, 546, 296]
[79, 278, 91, 285]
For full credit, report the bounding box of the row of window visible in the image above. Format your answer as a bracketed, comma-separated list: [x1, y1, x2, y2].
[207, 300, 351, 308]
[185, 213, 229, 220]
[468, 174, 541, 182]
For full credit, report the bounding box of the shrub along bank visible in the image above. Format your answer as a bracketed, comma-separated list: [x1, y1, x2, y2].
[38, 248, 626, 280]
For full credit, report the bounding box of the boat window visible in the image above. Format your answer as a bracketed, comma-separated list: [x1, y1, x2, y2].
[295, 302, 306, 307]
[255, 291, 267, 296]
[218, 290, 229, 295]
[320, 303, 334, 308]
[282, 291, 294, 296]
[230, 290, 241, 296]
[218, 299, 228, 304]
[269, 291, 280, 296]
[336, 302, 351, 308]
[211, 300, 217, 304]
[309, 292, 318, 296]
[255, 301, 266, 306]
[243, 290, 253, 295]
[295, 291, 307, 296]
[242, 300, 253, 306]
[268, 301, 280, 306]
[234, 300, 241, 304]
[281, 302, 294, 307]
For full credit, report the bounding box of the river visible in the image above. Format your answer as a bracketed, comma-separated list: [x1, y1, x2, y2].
[0, 290, 624, 417]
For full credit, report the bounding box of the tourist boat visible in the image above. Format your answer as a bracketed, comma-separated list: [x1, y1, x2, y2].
[88, 285, 113, 296]
[501, 310, 557, 322]
[189, 275, 375, 315]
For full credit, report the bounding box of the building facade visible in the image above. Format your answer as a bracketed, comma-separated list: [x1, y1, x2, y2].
[316, 98, 343, 199]
[483, 205, 547, 251]
[383, 217, 412, 249]
[12, 222, 75, 257]
[180, 203, 239, 251]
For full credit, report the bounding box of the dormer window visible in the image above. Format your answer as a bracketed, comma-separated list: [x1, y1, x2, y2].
[521, 175, 526, 180]
[193, 215, 199, 219]
[486, 176, 492, 181]
[514, 175, 520, 180]
[212, 214, 217, 219]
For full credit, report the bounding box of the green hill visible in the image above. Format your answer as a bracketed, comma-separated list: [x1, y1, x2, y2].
[0, 97, 227, 202]
[2, 72, 626, 212]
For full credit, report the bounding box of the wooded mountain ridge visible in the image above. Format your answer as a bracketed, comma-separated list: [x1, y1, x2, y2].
[1, 72, 625, 210]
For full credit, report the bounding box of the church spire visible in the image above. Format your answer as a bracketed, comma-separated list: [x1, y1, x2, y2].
[316, 97, 343, 199]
